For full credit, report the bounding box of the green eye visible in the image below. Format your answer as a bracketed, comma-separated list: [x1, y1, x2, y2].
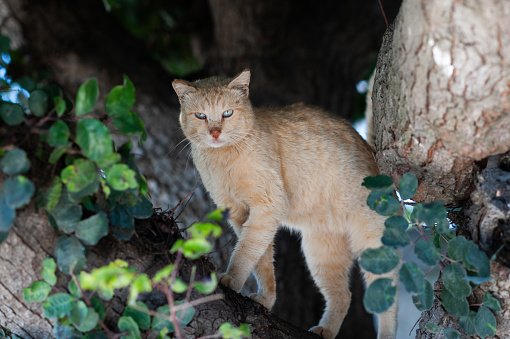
[195, 113, 206, 120]
[222, 109, 234, 118]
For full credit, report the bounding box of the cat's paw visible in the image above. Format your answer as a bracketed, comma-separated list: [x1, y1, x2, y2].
[248, 292, 276, 310]
[309, 326, 334, 339]
[218, 273, 241, 291]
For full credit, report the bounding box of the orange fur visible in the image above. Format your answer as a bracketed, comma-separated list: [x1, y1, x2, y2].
[172, 70, 398, 339]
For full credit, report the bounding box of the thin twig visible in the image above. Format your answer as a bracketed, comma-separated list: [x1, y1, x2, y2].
[377, 0, 389, 28]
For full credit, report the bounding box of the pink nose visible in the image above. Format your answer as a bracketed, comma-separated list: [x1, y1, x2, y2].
[210, 129, 221, 140]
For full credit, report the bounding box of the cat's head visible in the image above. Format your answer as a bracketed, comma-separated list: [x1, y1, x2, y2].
[172, 69, 254, 149]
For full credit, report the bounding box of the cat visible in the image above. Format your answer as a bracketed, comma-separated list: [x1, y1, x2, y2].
[172, 69, 398, 339]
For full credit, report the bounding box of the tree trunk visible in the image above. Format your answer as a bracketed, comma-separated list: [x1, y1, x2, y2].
[373, 0, 510, 337]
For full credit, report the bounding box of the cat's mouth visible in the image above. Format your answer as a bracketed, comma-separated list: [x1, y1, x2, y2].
[207, 138, 227, 148]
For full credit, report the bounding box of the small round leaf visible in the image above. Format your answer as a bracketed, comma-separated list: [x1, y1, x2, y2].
[29, 90, 49, 117]
[359, 246, 400, 274]
[363, 278, 396, 314]
[0, 102, 24, 126]
[75, 78, 99, 116]
[398, 172, 418, 200]
[1, 148, 30, 175]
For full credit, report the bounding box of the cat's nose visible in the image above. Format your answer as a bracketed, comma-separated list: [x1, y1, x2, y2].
[210, 128, 221, 140]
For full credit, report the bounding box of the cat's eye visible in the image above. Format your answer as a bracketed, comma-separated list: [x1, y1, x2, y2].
[222, 109, 234, 118]
[195, 113, 207, 120]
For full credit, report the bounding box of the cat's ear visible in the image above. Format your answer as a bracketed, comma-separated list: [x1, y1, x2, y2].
[228, 69, 250, 97]
[172, 80, 196, 101]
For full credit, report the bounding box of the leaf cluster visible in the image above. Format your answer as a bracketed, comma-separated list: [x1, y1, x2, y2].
[360, 173, 500, 338]
[24, 209, 249, 339]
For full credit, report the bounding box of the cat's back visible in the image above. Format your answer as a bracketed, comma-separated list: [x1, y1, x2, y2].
[253, 103, 377, 176]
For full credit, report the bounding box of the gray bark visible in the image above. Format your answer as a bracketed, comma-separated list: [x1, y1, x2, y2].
[373, 0, 510, 337]
[373, 0, 510, 205]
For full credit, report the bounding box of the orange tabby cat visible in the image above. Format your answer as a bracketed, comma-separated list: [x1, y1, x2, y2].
[172, 70, 398, 339]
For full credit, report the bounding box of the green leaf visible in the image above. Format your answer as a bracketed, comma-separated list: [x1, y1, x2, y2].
[110, 205, 135, 240]
[105, 75, 135, 118]
[49, 146, 69, 164]
[441, 288, 469, 318]
[399, 262, 425, 293]
[459, 311, 477, 336]
[68, 279, 83, 298]
[124, 195, 153, 219]
[443, 328, 460, 339]
[53, 321, 77, 339]
[0, 192, 15, 232]
[61, 159, 99, 193]
[414, 238, 441, 266]
[90, 297, 106, 321]
[48, 120, 71, 147]
[95, 152, 121, 169]
[398, 172, 418, 200]
[384, 215, 408, 230]
[153, 265, 174, 283]
[425, 323, 440, 333]
[443, 263, 472, 298]
[382, 227, 410, 248]
[474, 306, 497, 338]
[45, 176, 62, 211]
[75, 307, 100, 332]
[415, 201, 449, 233]
[0, 102, 24, 126]
[412, 280, 434, 312]
[206, 207, 229, 222]
[482, 291, 501, 311]
[151, 302, 195, 333]
[124, 302, 151, 331]
[75, 212, 109, 246]
[363, 278, 396, 314]
[3, 175, 35, 208]
[75, 78, 99, 116]
[68, 300, 88, 327]
[118, 316, 141, 339]
[1, 148, 30, 175]
[113, 111, 147, 141]
[188, 222, 222, 239]
[129, 274, 152, 304]
[42, 257, 57, 286]
[374, 194, 400, 216]
[42, 293, 75, 319]
[362, 175, 393, 190]
[359, 246, 400, 274]
[193, 272, 218, 294]
[55, 235, 86, 274]
[29, 90, 48, 117]
[53, 96, 67, 117]
[83, 331, 107, 339]
[76, 119, 114, 161]
[182, 237, 212, 259]
[23, 281, 52, 302]
[47, 190, 83, 233]
[464, 243, 490, 279]
[105, 164, 138, 191]
[171, 278, 188, 294]
[447, 235, 469, 262]
[218, 323, 251, 338]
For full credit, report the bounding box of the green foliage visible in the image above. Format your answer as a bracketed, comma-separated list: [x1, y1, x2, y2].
[362, 278, 396, 314]
[360, 172, 499, 337]
[359, 246, 399, 274]
[218, 323, 251, 339]
[0, 102, 24, 126]
[75, 78, 99, 116]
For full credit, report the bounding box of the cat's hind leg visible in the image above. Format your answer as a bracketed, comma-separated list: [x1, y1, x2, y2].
[301, 231, 354, 339]
[249, 241, 276, 309]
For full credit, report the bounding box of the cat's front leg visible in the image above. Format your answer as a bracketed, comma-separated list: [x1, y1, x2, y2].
[219, 210, 279, 294]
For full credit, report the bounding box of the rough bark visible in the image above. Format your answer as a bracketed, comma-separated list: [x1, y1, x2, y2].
[373, 0, 510, 204]
[373, 0, 510, 337]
